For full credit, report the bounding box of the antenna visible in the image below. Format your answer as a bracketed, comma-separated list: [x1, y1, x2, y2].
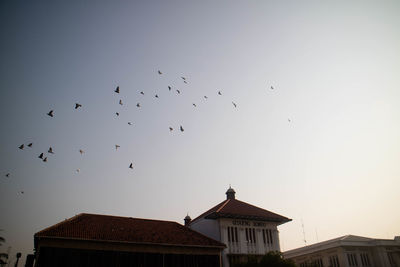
[301, 218, 307, 246]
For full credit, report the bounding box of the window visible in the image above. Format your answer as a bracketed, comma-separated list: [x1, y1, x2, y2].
[360, 253, 370, 266]
[388, 252, 395, 267]
[329, 255, 340, 267]
[347, 253, 358, 266]
[245, 228, 256, 243]
[227, 227, 238, 243]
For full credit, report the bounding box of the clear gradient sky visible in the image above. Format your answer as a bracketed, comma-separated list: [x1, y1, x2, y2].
[1, 0, 400, 263]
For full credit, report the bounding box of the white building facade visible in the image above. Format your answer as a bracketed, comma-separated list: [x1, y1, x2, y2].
[283, 235, 400, 267]
[186, 187, 291, 267]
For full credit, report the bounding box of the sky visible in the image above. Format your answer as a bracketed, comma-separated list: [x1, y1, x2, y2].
[1, 0, 400, 264]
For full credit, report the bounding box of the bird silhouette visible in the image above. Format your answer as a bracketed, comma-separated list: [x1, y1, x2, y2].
[5, 173, 10, 177]
[288, 119, 291, 122]
[180, 125, 184, 132]
[75, 103, 82, 109]
[192, 103, 197, 107]
[116, 112, 120, 116]
[155, 94, 159, 98]
[119, 99, 123, 105]
[181, 76, 186, 80]
[218, 91, 222, 95]
[158, 70, 162, 75]
[79, 149, 84, 155]
[38, 153, 44, 159]
[140, 91, 144, 95]
[184, 80, 187, 84]
[129, 163, 133, 169]
[47, 110, 54, 117]
[76, 169, 80, 173]
[136, 103, 141, 108]
[232, 102, 237, 108]
[48, 147, 54, 154]
[43, 157, 48, 162]
[115, 145, 120, 150]
[115, 86, 120, 93]
[270, 86, 274, 90]
[27, 143, 33, 147]
[20, 191, 24, 194]
[176, 90, 180, 94]
[19, 144, 24, 150]
[128, 122, 133, 125]
[169, 127, 173, 131]
[168, 86, 171, 91]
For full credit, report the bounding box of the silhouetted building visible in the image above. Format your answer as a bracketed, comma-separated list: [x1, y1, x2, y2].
[187, 187, 291, 267]
[34, 213, 225, 267]
[283, 235, 400, 267]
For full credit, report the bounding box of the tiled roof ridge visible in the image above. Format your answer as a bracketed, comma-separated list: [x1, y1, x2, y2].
[216, 199, 230, 212]
[189, 199, 228, 225]
[35, 213, 83, 236]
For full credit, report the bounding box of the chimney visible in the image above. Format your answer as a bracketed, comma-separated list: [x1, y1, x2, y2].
[184, 214, 191, 226]
[226, 186, 236, 200]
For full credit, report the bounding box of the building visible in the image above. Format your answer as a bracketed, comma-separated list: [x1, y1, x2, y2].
[34, 213, 225, 267]
[283, 235, 400, 267]
[186, 187, 292, 267]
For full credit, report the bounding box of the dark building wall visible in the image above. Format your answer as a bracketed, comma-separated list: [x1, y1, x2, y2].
[36, 247, 220, 267]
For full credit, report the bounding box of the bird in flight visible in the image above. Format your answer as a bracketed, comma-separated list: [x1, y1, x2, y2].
[168, 86, 171, 91]
[47, 110, 54, 117]
[183, 80, 187, 84]
[115, 86, 120, 93]
[115, 144, 120, 150]
[5, 173, 10, 177]
[75, 103, 82, 109]
[180, 125, 184, 132]
[19, 144, 24, 150]
[79, 149, 84, 155]
[218, 91, 222, 95]
[76, 169, 80, 173]
[116, 112, 120, 116]
[20, 191, 24, 194]
[43, 157, 48, 162]
[204, 96, 208, 99]
[129, 163, 133, 169]
[119, 99, 123, 105]
[140, 91, 144, 95]
[181, 76, 186, 80]
[27, 143, 33, 147]
[288, 118, 291, 122]
[48, 147, 54, 154]
[270, 86, 274, 90]
[169, 127, 173, 131]
[176, 90, 180, 94]
[128, 122, 133, 125]
[38, 153, 44, 159]
[158, 70, 162, 75]
[192, 103, 197, 107]
[136, 103, 141, 108]
[232, 102, 237, 108]
[155, 94, 159, 98]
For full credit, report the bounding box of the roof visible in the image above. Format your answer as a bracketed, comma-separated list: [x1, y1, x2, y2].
[283, 235, 400, 258]
[35, 213, 226, 249]
[189, 198, 291, 225]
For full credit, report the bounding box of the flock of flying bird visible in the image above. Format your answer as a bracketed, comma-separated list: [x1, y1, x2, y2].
[4, 69, 282, 194]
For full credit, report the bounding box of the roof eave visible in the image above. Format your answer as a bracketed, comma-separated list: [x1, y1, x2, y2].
[204, 212, 291, 224]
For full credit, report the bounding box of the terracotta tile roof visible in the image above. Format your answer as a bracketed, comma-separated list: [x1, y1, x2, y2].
[35, 213, 225, 248]
[190, 198, 291, 225]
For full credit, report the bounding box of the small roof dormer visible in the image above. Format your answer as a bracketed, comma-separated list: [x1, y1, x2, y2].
[226, 186, 236, 200]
